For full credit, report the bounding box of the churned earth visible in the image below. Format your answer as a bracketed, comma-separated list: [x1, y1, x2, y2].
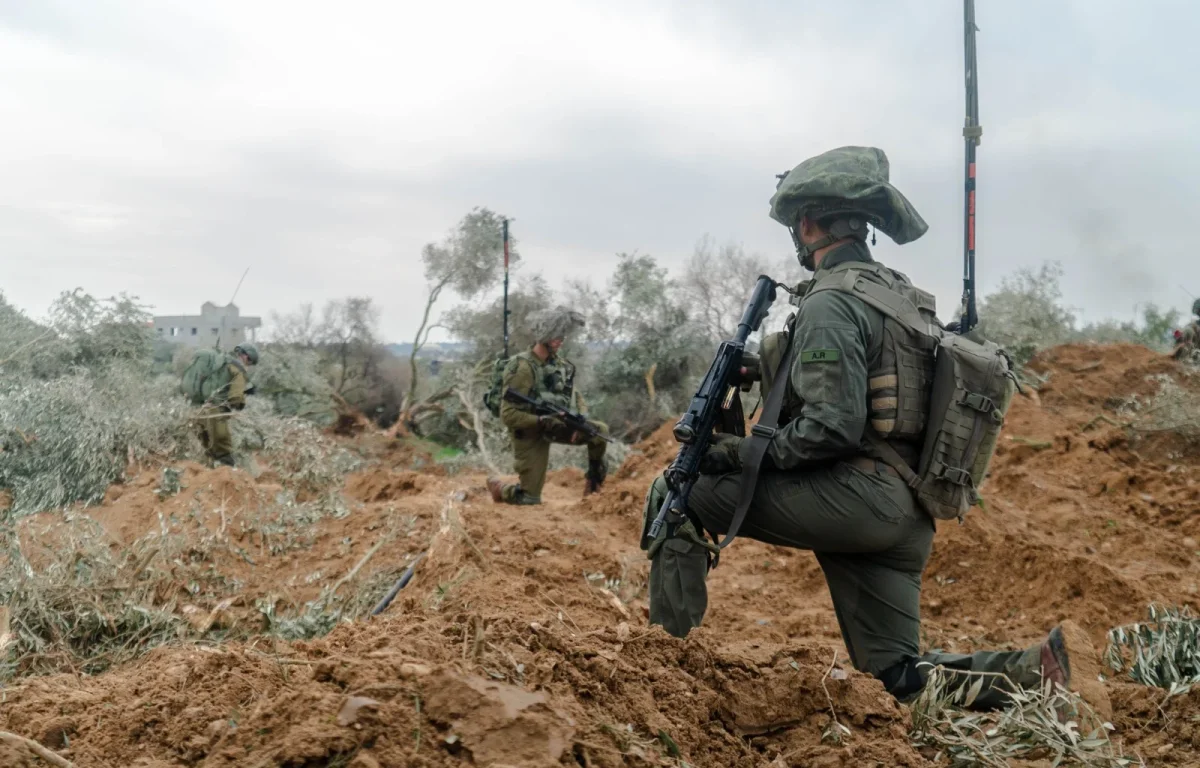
[2, 342, 1198, 767]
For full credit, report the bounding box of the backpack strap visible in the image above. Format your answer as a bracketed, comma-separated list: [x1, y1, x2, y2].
[718, 337, 796, 549]
[864, 430, 923, 490]
[808, 264, 942, 340]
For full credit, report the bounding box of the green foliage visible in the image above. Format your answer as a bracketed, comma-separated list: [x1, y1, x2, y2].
[0, 366, 195, 516]
[572, 253, 710, 438]
[1076, 304, 1181, 351]
[1105, 604, 1200, 694]
[422, 207, 519, 299]
[975, 261, 1183, 367]
[268, 297, 409, 426]
[910, 665, 1131, 767]
[975, 262, 1077, 367]
[444, 274, 554, 360]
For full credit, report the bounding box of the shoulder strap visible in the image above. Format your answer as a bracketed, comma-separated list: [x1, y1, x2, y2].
[865, 430, 922, 489]
[718, 339, 796, 549]
[809, 265, 942, 340]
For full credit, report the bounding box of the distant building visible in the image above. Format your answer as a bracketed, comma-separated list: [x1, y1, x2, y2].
[153, 302, 261, 350]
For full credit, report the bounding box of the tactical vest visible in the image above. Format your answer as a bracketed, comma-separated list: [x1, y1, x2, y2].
[761, 260, 1016, 522]
[759, 262, 937, 452]
[505, 350, 577, 410]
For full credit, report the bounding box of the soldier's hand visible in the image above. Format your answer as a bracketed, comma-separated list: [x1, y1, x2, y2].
[734, 353, 762, 386]
[537, 415, 562, 432]
[699, 433, 743, 475]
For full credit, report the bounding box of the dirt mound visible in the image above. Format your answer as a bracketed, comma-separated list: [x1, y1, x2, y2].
[5, 343, 1200, 766]
[345, 469, 427, 502]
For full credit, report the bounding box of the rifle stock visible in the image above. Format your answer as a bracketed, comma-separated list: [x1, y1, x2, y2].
[644, 275, 779, 544]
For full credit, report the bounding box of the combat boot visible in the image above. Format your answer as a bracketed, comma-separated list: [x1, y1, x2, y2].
[486, 477, 542, 506]
[584, 459, 607, 496]
[1023, 620, 1112, 723]
[486, 477, 505, 503]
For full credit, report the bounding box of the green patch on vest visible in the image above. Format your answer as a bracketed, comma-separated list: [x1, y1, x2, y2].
[800, 349, 840, 363]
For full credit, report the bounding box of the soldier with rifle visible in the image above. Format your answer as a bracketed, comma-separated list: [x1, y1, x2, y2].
[487, 306, 609, 505]
[638, 144, 1111, 720]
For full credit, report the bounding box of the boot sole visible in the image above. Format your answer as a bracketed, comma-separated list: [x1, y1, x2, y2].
[1054, 620, 1113, 723]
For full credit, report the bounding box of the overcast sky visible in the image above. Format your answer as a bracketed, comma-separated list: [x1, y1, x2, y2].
[2, 0, 1196, 342]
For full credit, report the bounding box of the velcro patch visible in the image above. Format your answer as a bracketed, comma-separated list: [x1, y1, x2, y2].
[800, 349, 840, 363]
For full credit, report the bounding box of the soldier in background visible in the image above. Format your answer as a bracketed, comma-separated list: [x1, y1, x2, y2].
[1172, 299, 1200, 361]
[192, 343, 259, 467]
[487, 307, 608, 504]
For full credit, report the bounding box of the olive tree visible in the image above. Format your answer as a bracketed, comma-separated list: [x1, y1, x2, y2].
[406, 207, 517, 409]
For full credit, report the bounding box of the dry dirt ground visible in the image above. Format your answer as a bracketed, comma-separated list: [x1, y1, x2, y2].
[2, 343, 1200, 767]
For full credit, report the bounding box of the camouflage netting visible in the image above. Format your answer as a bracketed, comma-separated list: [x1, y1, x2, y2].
[769, 145, 929, 245]
[528, 305, 586, 344]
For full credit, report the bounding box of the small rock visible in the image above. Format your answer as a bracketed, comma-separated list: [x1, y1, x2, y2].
[398, 662, 432, 679]
[616, 622, 631, 642]
[337, 696, 380, 727]
[1157, 743, 1174, 756]
[957, 561, 971, 568]
[756, 619, 770, 626]
[830, 668, 848, 680]
[491, 545, 502, 553]
[348, 753, 382, 768]
[206, 719, 228, 742]
[1183, 537, 1198, 549]
[1084, 545, 1097, 555]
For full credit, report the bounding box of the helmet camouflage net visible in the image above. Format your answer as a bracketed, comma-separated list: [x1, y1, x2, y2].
[528, 306, 586, 344]
[769, 146, 929, 245]
[234, 342, 260, 364]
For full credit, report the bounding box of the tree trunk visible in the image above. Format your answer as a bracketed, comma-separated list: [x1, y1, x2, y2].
[406, 279, 448, 411]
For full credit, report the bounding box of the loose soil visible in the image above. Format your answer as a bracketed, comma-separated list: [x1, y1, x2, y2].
[3, 342, 1199, 767]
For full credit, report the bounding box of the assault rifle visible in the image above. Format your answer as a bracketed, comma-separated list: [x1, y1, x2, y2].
[644, 275, 779, 544]
[502, 389, 614, 443]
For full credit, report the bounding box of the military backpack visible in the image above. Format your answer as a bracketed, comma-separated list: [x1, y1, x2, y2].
[482, 356, 510, 418]
[181, 348, 242, 405]
[809, 265, 1017, 522]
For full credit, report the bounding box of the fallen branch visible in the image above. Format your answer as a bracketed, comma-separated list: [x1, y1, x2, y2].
[1080, 414, 1127, 433]
[1007, 436, 1053, 450]
[453, 367, 500, 475]
[330, 530, 396, 599]
[819, 650, 850, 745]
[0, 731, 76, 768]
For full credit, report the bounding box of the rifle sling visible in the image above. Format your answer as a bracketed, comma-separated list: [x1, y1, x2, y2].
[718, 337, 795, 549]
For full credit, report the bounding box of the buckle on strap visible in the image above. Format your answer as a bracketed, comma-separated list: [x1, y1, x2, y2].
[937, 466, 973, 487]
[750, 423, 778, 439]
[959, 391, 1002, 421]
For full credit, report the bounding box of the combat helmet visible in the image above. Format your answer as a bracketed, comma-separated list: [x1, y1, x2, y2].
[528, 306, 586, 344]
[234, 342, 260, 365]
[770, 146, 928, 269]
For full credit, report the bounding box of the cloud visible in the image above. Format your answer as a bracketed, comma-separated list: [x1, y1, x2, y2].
[0, 0, 1196, 341]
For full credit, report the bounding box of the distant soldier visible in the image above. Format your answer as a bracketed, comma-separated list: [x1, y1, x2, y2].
[182, 343, 259, 467]
[487, 308, 608, 504]
[1172, 299, 1200, 361]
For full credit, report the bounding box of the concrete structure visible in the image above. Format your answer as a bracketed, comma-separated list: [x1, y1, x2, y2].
[153, 302, 261, 350]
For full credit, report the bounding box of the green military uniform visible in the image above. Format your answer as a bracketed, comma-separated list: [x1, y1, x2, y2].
[198, 359, 247, 467]
[190, 343, 258, 468]
[1173, 301, 1200, 361]
[495, 347, 608, 503]
[641, 146, 1107, 713]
